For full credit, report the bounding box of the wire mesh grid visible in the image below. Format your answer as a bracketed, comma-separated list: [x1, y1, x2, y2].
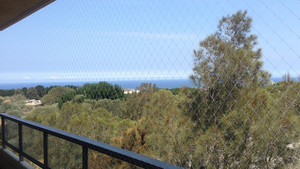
[0, 0, 299, 168]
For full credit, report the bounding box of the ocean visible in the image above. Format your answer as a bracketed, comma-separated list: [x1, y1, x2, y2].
[0, 79, 195, 90]
[0, 77, 283, 90]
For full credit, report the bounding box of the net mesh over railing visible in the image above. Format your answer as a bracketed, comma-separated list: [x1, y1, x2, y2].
[0, 1, 299, 168]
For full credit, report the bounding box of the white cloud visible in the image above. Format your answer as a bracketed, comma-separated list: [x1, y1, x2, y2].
[23, 76, 31, 79]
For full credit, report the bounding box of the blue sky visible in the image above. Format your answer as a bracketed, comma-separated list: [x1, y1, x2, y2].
[0, 0, 299, 83]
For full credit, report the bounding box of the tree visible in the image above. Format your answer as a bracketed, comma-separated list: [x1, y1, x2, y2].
[266, 76, 300, 116]
[26, 87, 39, 99]
[48, 102, 134, 169]
[0, 102, 22, 117]
[25, 105, 58, 126]
[57, 82, 124, 109]
[190, 10, 270, 127]
[35, 85, 46, 98]
[14, 88, 23, 95]
[11, 94, 26, 101]
[111, 90, 195, 168]
[41, 86, 74, 105]
[89, 99, 126, 118]
[22, 87, 28, 96]
[186, 11, 298, 168]
[77, 82, 124, 100]
[124, 83, 158, 120]
[58, 90, 77, 109]
[0, 89, 15, 97]
[73, 94, 85, 103]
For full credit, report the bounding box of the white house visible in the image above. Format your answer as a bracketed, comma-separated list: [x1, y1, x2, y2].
[123, 88, 140, 94]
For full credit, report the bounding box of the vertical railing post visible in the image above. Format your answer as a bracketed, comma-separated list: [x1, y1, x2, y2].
[18, 123, 23, 161]
[1, 116, 5, 148]
[82, 146, 88, 169]
[43, 132, 48, 169]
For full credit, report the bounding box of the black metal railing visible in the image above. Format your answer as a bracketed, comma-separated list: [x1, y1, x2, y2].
[0, 113, 182, 169]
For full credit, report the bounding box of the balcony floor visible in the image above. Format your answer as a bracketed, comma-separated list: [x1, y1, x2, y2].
[0, 148, 34, 169]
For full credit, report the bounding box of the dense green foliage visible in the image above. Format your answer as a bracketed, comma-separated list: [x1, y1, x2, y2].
[57, 82, 124, 109]
[0, 89, 15, 97]
[58, 90, 77, 109]
[0, 97, 4, 104]
[26, 87, 39, 99]
[77, 82, 124, 100]
[14, 79, 298, 169]
[0, 85, 56, 98]
[41, 86, 74, 105]
[35, 85, 46, 98]
[190, 10, 270, 128]
[186, 10, 299, 168]
[0, 102, 22, 117]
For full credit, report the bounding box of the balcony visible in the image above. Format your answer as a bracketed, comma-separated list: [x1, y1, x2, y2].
[0, 113, 181, 169]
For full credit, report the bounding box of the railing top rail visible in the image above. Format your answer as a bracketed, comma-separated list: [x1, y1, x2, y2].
[0, 113, 182, 169]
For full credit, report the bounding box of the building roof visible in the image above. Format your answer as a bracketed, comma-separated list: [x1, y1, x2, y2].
[0, 0, 54, 31]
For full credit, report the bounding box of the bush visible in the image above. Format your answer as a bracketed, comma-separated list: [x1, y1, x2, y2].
[0, 102, 21, 112]
[73, 94, 85, 103]
[0, 97, 4, 104]
[11, 94, 26, 101]
[6, 109, 22, 117]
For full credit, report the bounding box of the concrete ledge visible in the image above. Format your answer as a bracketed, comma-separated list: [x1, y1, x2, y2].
[0, 148, 34, 169]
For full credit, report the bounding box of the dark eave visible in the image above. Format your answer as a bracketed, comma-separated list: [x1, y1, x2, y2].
[0, 0, 54, 31]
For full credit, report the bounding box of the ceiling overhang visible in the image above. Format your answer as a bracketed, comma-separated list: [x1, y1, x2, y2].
[0, 0, 55, 31]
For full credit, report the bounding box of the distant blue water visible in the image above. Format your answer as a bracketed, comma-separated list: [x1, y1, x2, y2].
[0, 79, 195, 90]
[271, 77, 283, 83]
[0, 77, 285, 90]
